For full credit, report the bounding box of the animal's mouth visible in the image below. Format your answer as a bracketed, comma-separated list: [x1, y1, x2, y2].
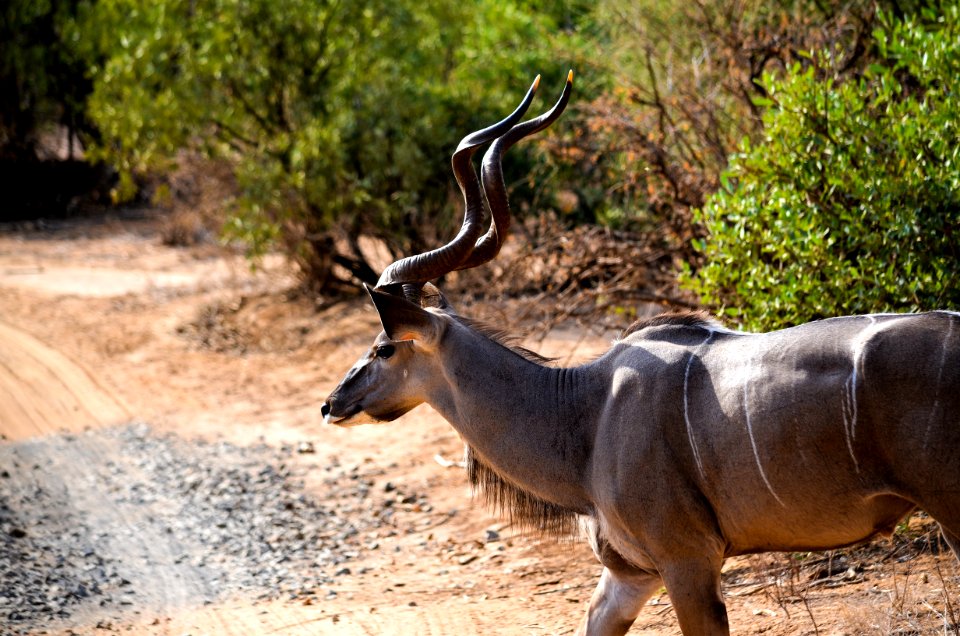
[322, 401, 364, 426]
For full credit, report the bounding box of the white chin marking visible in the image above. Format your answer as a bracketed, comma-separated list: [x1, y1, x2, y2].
[325, 413, 368, 427]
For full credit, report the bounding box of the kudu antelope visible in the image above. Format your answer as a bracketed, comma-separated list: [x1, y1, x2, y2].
[321, 73, 960, 635]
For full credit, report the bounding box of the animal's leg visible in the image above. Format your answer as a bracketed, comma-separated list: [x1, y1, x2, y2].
[918, 500, 960, 562]
[576, 566, 662, 636]
[659, 558, 729, 636]
[939, 523, 960, 562]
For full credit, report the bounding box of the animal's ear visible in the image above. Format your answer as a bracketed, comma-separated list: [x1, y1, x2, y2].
[366, 284, 443, 344]
[421, 282, 454, 312]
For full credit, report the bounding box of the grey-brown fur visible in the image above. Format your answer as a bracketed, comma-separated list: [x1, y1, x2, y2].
[455, 316, 578, 535]
[463, 310, 724, 538]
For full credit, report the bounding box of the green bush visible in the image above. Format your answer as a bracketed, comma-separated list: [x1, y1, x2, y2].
[684, 6, 960, 331]
[79, 0, 577, 292]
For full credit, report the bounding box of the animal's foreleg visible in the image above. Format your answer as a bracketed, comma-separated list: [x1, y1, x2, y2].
[575, 567, 662, 636]
[660, 558, 729, 636]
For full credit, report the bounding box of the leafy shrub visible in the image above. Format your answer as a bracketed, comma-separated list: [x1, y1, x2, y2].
[684, 6, 960, 330]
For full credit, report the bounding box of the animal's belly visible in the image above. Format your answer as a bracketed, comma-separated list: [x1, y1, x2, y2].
[717, 494, 916, 555]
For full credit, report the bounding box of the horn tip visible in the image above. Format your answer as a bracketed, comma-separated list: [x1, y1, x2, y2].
[567, 69, 574, 83]
[533, 74, 542, 91]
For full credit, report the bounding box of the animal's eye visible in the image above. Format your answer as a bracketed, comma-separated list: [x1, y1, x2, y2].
[375, 344, 396, 359]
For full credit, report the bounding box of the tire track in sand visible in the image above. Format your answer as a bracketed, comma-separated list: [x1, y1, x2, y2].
[0, 319, 129, 440]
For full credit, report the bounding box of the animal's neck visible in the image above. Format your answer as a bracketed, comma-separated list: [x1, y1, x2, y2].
[428, 325, 603, 515]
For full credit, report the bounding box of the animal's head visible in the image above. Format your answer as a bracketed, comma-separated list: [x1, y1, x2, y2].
[321, 72, 573, 427]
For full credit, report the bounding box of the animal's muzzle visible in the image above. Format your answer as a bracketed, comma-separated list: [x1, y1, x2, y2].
[322, 396, 364, 425]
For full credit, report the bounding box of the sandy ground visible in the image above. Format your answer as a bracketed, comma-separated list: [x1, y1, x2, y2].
[1, 210, 959, 635]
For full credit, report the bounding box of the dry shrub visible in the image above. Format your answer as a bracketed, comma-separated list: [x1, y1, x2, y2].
[160, 209, 210, 247]
[157, 152, 237, 247]
[449, 213, 698, 334]
[556, 2, 877, 267]
[176, 292, 317, 355]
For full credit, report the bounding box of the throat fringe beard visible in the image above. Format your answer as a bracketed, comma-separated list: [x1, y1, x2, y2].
[465, 445, 580, 538]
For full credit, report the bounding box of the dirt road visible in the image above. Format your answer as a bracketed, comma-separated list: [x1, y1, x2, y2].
[1, 212, 958, 635]
[0, 214, 604, 635]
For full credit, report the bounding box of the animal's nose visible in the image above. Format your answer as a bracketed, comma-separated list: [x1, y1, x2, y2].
[321, 401, 331, 418]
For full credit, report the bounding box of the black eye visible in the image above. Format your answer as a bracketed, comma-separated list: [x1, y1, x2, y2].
[375, 344, 396, 359]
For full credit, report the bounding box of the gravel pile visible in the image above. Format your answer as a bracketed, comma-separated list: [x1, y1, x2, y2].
[0, 422, 419, 632]
[0, 468, 129, 625]
[119, 424, 368, 598]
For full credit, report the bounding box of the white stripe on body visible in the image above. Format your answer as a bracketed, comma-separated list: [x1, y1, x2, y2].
[682, 331, 715, 481]
[740, 341, 787, 507]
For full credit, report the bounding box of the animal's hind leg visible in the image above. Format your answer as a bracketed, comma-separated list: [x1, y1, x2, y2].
[939, 523, 960, 562]
[920, 500, 960, 562]
[576, 566, 662, 636]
